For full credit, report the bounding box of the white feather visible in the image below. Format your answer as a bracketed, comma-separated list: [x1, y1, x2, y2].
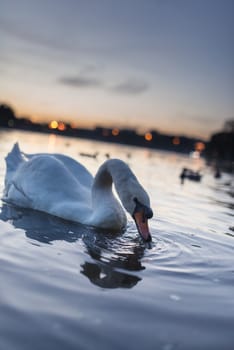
[3, 143, 151, 231]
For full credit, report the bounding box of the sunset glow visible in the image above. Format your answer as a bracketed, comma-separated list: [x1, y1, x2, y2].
[0, 0, 233, 139]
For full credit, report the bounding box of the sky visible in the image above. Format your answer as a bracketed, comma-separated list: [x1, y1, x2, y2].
[0, 0, 233, 139]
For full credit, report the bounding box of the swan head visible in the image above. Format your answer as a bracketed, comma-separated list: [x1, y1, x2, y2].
[132, 197, 153, 242]
[117, 176, 153, 242]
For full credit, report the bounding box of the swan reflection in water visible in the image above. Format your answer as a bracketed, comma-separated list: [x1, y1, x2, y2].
[0, 204, 145, 289]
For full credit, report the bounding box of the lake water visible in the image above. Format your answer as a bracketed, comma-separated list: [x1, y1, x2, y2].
[0, 130, 233, 350]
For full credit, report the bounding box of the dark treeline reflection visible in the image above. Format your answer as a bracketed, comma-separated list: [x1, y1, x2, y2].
[0, 204, 145, 289]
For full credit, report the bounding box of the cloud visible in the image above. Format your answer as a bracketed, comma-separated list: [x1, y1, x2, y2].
[0, 17, 63, 51]
[58, 75, 103, 88]
[110, 78, 149, 95]
[58, 74, 149, 95]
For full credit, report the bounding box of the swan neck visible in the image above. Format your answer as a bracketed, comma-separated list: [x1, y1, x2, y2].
[93, 159, 135, 205]
[94, 159, 131, 189]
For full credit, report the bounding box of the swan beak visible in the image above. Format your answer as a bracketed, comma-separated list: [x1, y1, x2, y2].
[133, 211, 152, 242]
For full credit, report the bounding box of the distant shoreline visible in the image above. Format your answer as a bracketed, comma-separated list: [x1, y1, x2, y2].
[0, 123, 203, 155]
[1, 103, 233, 173]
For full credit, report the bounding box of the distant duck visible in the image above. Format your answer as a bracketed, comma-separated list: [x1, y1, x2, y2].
[126, 152, 132, 159]
[79, 151, 99, 159]
[180, 168, 202, 184]
[3, 143, 153, 242]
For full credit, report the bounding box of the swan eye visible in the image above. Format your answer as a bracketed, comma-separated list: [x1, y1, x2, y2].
[133, 198, 153, 219]
[145, 207, 153, 219]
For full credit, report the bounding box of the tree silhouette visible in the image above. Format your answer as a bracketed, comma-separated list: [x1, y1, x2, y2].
[0, 104, 17, 127]
[224, 119, 234, 133]
[205, 119, 234, 170]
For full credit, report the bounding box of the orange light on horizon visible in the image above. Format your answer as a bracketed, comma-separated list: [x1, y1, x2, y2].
[144, 132, 153, 141]
[57, 122, 66, 131]
[112, 128, 119, 136]
[49, 120, 58, 129]
[172, 136, 180, 145]
[195, 142, 206, 152]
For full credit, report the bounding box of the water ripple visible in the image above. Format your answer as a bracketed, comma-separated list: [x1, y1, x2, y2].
[1, 131, 234, 350]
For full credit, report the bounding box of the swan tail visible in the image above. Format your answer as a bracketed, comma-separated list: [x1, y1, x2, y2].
[4, 143, 24, 186]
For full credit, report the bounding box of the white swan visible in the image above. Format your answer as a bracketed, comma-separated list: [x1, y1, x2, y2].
[3, 143, 153, 241]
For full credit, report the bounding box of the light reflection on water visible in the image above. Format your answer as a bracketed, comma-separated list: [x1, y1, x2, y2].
[0, 130, 234, 350]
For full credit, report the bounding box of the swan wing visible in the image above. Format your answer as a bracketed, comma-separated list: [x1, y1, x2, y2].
[24, 152, 93, 188]
[4, 155, 92, 221]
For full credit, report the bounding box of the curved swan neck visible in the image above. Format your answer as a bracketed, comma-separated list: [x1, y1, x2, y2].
[89, 159, 130, 230]
[92, 159, 139, 212]
[91, 159, 151, 234]
[93, 159, 135, 193]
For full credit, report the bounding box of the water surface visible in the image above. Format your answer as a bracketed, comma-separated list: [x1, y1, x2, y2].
[0, 130, 233, 350]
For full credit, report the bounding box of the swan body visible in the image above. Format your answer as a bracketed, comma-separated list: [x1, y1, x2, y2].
[3, 143, 153, 241]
